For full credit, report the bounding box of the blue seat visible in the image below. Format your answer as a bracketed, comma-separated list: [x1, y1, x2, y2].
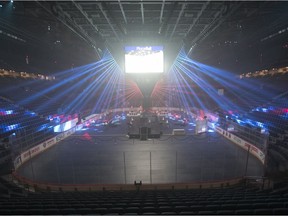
[253, 208, 273, 214]
[198, 210, 216, 215]
[92, 207, 107, 214]
[273, 208, 288, 215]
[268, 202, 285, 208]
[221, 203, 236, 210]
[253, 202, 268, 209]
[205, 204, 220, 211]
[234, 209, 253, 215]
[43, 208, 60, 214]
[28, 209, 44, 215]
[174, 206, 191, 213]
[108, 207, 125, 214]
[190, 205, 203, 211]
[179, 211, 196, 215]
[10, 209, 29, 215]
[236, 203, 253, 210]
[60, 208, 76, 214]
[216, 210, 234, 215]
[142, 206, 158, 214]
[125, 207, 140, 214]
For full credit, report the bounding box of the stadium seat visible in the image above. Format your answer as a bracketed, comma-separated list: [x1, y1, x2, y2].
[273, 208, 288, 214]
[268, 202, 285, 208]
[220, 203, 236, 210]
[234, 209, 254, 215]
[161, 212, 177, 215]
[198, 210, 216, 215]
[216, 210, 234, 215]
[60, 208, 76, 214]
[107, 207, 125, 214]
[125, 207, 140, 214]
[254, 208, 273, 214]
[179, 211, 196, 215]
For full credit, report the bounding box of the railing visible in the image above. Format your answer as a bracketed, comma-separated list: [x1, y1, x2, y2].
[11, 107, 266, 192]
[12, 171, 243, 192]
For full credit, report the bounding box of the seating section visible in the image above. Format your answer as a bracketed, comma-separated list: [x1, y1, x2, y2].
[0, 97, 54, 146]
[0, 77, 82, 171]
[0, 71, 288, 214]
[213, 74, 288, 174]
[0, 77, 63, 116]
[0, 179, 288, 215]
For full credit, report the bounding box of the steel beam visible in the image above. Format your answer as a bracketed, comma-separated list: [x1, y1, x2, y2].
[118, 0, 127, 24]
[159, 0, 165, 24]
[35, 0, 102, 59]
[169, 3, 186, 41]
[185, 1, 210, 37]
[188, 2, 243, 56]
[140, 1, 145, 24]
[71, 0, 101, 34]
[98, 3, 122, 42]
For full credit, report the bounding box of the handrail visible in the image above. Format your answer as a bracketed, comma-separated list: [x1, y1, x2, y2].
[12, 171, 243, 192]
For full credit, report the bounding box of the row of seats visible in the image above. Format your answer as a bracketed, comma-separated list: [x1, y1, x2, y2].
[0, 206, 287, 215]
[0, 76, 86, 117]
[0, 177, 288, 215]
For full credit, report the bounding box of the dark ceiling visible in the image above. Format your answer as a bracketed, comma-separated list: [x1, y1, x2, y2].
[1, 1, 288, 73]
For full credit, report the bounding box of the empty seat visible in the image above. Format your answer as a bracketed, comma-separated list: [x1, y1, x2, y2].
[236, 203, 253, 210]
[179, 211, 196, 215]
[92, 207, 107, 214]
[43, 208, 60, 214]
[273, 208, 288, 215]
[10, 209, 29, 215]
[174, 206, 191, 213]
[253, 202, 268, 209]
[253, 208, 273, 214]
[28, 208, 44, 215]
[86, 203, 99, 209]
[268, 202, 285, 208]
[158, 206, 174, 213]
[161, 212, 177, 215]
[198, 210, 216, 215]
[76, 207, 93, 214]
[205, 204, 220, 211]
[221, 203, 236, 210]
[216, 210, 234, 215]
[107, 207, 125, 214]
[190, 205, 203, 211]
[60, 208, 76, 214]
[234, 209, 253, 215]
[125, 207, 140, 214]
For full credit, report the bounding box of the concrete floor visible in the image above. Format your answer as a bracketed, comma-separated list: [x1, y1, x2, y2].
[16, 121, 264, 185]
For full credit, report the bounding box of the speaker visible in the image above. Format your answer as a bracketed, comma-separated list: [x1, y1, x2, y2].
[147, 127, 151, 136]
[142, 97, 152, 109]
[140, 127, 148, 140]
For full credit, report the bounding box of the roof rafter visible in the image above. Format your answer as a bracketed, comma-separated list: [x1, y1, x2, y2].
[97, 2, 122, 42]
[140, 1, 145, 24]
[159, 2, 178, 36]
[169, 3, 187, 41]
[159, 0, 165, 24]
[118, 0, 128, 25]
[185, 1, 210, 38]
[71, 0, 101, 35]
[35, 0, 102, 59]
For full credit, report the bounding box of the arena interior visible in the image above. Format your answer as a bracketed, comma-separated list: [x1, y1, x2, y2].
[1, 1, 288, 215]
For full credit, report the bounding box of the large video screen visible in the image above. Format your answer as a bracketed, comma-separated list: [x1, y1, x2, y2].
[124, 46, 164, 73]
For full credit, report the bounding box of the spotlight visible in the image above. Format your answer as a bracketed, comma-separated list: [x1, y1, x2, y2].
[11, 0, 13, 2]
